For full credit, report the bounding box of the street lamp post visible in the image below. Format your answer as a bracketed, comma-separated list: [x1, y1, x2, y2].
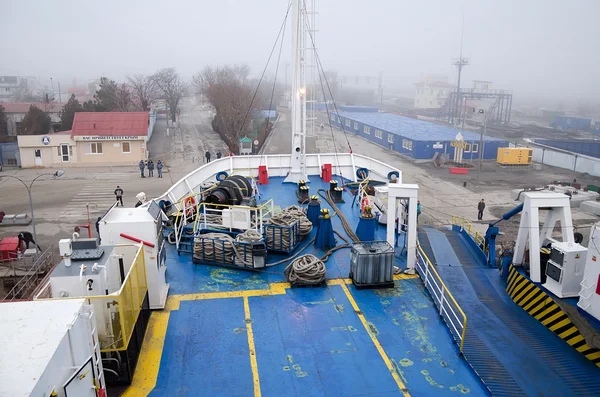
[0, 170, 65, 249]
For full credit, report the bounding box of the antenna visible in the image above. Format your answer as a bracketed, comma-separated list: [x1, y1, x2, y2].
[451, 12, 469, 125]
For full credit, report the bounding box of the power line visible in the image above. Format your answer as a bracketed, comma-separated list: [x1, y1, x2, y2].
[238, 1, 292, 140]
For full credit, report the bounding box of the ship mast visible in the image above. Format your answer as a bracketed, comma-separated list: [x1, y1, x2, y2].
[285, 0, 310, 183]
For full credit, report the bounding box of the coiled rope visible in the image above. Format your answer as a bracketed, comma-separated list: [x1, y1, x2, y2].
[264, 205, 313, 251]
[194, 230, 265, 266]
[318, 189, 359, 243]
[284, 254, 326, 285]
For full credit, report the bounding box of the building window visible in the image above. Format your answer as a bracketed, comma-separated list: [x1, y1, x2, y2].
[345, 119, 350, 127]
[353, 122, 358, 130]
[122, 142, 131, 153]
[363, 126, 370, 134]
[465, 144, 471, 152]
[87, 142, 103, 154]
[388, 134, 394, 144]
[375, 129, 382, 139]
[331, 114, 337, 122]
[471, 143, 478, 153]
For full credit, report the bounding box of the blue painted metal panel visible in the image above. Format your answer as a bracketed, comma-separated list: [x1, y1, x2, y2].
[423, 227, 600, 397]
[594, 121, 600, 134]
[330, 112, 508, 159]
[551, 115, 592, 131]
[536, 139, 600, 159]
[151, 299, 254, 396]
[338, 105, 379, 113]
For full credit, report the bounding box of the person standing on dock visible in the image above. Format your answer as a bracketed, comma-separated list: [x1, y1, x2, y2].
[114, 186, 124, 206]
[205, 150, 211, 163]
[157, 160, 163, 178]
[18, 231, 41, 251]
[477, 199, 485, 221]
[139, 160, 145, 178]
[148, 159, 155, 177]
[216, 150, 222, 159]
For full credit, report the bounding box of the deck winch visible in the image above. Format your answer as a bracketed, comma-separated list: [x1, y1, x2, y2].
[205, 175, 253, 206]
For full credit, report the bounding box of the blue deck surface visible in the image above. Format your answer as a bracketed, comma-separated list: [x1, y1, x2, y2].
[422, 226, 600, 397]
[148, 177, 489, 396]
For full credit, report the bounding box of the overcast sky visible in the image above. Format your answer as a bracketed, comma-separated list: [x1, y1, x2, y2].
[1, 0, 599, 104]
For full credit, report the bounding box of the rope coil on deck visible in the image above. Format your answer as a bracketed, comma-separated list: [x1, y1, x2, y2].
[264, 205, 313, 251]
[194, 230, 264, 266]
[284, 254, 326, 285]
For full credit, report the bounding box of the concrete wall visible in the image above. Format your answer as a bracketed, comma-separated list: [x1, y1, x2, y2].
[18, 134, 75, 168]
[18, 134, 145, 168]
[532, 145, 600, 177]
[75, 140, 145, 165]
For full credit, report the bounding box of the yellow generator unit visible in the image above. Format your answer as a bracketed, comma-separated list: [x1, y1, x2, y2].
[497, 148, 533, 166]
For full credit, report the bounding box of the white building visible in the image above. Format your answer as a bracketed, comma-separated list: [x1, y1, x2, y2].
[473, 80, 493, 92]
[414, 80, 455, 109]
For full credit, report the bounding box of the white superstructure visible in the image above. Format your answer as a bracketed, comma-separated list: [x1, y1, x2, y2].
[0, 299, 104, 397]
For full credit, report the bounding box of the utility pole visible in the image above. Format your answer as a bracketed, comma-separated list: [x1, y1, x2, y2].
[380, 72, 384, 104]
[475, 98, 500, 187]
[58, 82, 62, 103]
[451, 14, 468, 125]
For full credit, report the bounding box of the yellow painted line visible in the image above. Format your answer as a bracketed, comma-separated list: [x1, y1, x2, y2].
[558, 326, 578, 340]
[122, 310, 171, 397]
[339, 282, 411, 397]
[243, 296, 262, 397]
[548, 318, 571, 332]
[586, 351, 600, 360]
[566, 334, 585, 346]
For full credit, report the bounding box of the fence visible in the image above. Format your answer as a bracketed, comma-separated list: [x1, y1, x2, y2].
[415, 244, 467, 353]
[1, 246, 55, 301]
[452, 216, 486, 250]
[34, 245, 147, 352]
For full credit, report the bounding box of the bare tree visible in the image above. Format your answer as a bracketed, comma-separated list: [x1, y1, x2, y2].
[193, 65, 258, 153]
[114, 83, 134, 112]
[127, 74, 158, 111]
[152, 68, 187, 122]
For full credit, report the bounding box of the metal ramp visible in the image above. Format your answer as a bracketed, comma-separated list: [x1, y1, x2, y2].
[420, 227, 600, 397]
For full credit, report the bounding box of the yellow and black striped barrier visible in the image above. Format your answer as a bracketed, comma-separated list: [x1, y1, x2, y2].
[506, 265, 600, 367]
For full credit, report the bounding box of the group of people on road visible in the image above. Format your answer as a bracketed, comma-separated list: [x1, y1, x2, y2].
[205, 150, 223, 163]
[138, 159, 163, 178]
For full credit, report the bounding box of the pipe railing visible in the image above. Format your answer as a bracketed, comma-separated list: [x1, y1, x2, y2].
[415, 243, 467, 353]
[452, 216, 486, 250]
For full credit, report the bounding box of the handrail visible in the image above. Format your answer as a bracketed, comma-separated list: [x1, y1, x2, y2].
[452, 216, 486, 250]
[415, 243, 467, 353]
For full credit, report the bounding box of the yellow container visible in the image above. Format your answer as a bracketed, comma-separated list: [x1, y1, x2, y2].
[497, 148, 533, 165]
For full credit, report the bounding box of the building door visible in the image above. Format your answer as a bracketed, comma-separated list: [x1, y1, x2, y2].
[61, 144, 70, 162]
[63, 357, 98, 397]
[34, 149, 42, 166]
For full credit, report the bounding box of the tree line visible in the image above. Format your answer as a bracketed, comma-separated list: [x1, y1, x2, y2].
[59, 68, 187, 130]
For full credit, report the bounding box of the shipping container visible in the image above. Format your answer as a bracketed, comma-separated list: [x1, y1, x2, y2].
[497, 147, 533, 165]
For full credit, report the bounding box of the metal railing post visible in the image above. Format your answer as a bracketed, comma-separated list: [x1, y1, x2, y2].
[439, 288, 445, 316]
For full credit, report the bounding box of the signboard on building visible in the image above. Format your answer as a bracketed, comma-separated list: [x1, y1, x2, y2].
[450, 140, 468, 149]
[41, 136, 50, 145]
[73, 136, 145, 141]
[433, 142, 443, 149]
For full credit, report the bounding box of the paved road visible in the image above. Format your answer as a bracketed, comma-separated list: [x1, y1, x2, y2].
[0, 97, 232, 249]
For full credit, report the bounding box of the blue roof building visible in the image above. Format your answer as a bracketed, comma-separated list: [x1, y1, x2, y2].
[330, 111, 508, 160]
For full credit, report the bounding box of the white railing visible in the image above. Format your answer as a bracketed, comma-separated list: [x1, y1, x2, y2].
[148, 153, 402, 211]
[415, 244, 467, 353]
[193, 200, 275, 234]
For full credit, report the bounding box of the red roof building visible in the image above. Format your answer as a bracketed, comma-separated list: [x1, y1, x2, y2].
[71, 112, 149, 138]
[0, 102, 64, 114]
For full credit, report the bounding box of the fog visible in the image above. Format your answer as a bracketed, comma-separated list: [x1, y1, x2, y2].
[1, 0, 599, 105]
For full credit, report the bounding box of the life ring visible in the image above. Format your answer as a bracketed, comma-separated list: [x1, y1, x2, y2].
[361, 196, 370, 213]
[387, 171, 400, 181]
[183, 196, 196, 216]
[216, 171, 229, 181]
[356, 167, 369, 179]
